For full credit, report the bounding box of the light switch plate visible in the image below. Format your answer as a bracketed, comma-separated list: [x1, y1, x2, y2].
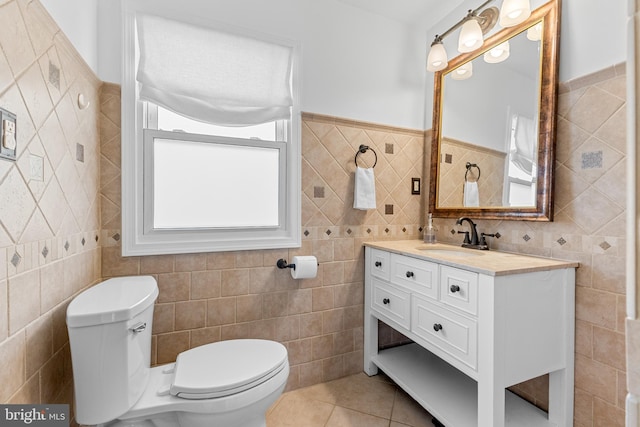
[0, 108, 17, 161]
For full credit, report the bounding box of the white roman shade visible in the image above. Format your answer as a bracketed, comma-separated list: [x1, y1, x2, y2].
[136, 14, 293, 125]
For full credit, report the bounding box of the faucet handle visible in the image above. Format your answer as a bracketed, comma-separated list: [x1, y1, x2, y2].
[457, 230, 470, 244]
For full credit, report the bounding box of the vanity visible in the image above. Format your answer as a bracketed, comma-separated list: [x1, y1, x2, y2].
[363, 241, 577, 427]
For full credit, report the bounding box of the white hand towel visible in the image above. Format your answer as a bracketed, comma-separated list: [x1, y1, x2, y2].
[463, 181, 479, 207]
[354, 167, 376, 210]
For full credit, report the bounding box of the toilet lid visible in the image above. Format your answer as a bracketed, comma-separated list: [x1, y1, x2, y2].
[170, 339, 288, 399]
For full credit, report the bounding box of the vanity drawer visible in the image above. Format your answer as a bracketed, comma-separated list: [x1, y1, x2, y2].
[371, 278, 410, 329]
[439, 265, 478, 316]
[390, 254, 438, 299]
[370, 248, 391, 281]
[412, 295, 477, 370]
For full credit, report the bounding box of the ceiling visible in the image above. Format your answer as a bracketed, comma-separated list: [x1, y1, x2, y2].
[336, 0, 465, 26]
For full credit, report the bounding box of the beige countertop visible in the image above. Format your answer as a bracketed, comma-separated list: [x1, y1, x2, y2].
[364, 240, 579, 276]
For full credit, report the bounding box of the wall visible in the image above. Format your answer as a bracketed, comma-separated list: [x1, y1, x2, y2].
[433, 64, 628, 425]
[39, 0, 98, 74]
[100, 94, 426, 390]
[0, 0, 102, 421]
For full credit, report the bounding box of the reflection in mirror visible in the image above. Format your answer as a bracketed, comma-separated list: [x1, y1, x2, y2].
[438, 24, 541, 208]
[429, 0, 560, 221]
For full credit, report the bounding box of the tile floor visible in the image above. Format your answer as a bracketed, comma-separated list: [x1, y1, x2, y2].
[266, 372, 435, 427]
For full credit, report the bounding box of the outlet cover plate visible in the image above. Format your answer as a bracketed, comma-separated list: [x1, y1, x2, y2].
[0, 107, 17, 161]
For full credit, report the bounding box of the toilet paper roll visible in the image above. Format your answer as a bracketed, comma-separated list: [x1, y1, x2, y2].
[290, 256, 318, 279]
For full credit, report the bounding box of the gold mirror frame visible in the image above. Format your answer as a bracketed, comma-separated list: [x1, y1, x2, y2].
[429, 0, 560, 221]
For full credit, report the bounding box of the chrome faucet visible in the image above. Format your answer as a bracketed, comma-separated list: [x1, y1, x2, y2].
[455, 217, 488, 250]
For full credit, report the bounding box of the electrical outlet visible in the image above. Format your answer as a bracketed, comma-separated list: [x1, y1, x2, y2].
[0, 108, 17, 161]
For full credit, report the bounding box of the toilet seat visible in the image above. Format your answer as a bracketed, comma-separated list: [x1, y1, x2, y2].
[170, 339, 288, 399]
[116, 339, 289, 422]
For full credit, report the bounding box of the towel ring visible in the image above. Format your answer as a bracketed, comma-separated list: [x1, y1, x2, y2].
[354, 144, 377, 168]
[465, 162, 481, 182]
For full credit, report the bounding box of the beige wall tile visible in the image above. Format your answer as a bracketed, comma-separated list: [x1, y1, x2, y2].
[25, 313, 52, 377]
[206, 297, 236, 326]
[175, 300, 206, 330]
[0, 331, 25, 402]
[157, 272, 190, 303]
[157, 331, 189, 364]
[575, 354, 618, 404]
[236, 294, 262, 323]
[8, 270, 40, 334]
[191, 270, 221, 299]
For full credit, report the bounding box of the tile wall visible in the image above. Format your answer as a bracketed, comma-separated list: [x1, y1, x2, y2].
[433, 63, 628, 426]
[100, 101, 427, 391]
[0, 0, 102, 422]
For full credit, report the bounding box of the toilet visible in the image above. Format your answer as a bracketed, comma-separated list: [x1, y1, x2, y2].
[66, 276, 289, 427]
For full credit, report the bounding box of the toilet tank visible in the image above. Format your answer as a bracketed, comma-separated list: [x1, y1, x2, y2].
[67, 276, 159, 425]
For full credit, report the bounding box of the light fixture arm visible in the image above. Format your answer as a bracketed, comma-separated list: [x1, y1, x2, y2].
[430, 0, 496, 45]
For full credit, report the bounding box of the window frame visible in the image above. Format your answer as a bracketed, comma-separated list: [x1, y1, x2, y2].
[121, 4, 301, 256]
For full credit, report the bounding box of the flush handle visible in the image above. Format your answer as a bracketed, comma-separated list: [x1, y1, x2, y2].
[130, 322, 147, 333]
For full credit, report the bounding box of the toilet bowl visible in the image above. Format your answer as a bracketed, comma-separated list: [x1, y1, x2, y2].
[66, 276, 289, 427]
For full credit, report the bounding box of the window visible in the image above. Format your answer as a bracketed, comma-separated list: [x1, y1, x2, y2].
[121, 8, 301, 256]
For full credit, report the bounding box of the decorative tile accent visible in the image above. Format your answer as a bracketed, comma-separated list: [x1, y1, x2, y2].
[76, 143, 85, 162]
[557, 237, 567, 246]
[95, 235, 99, 242]
[418, 227, 423, 232]
[450, 229, 456, 235]
[313, 186, 325, 198]
[445, 153, 453, 164]
[112, 233, 121, 242]
[600, 241, 611, 251]
[29, 155, 44, 181]
[385, 143, 394, 154]
[402, 227, 406, 233]
[11, 252, 21, 267]
[385, 204, 394, 215]
[41, 246, 49, 258]
[81, 237, 86, 246]
[366, 228, 372, 234]
[64, 241, 70, 251]
[304, 230, 310, 237]
[346, 228, 352, 235]
[325, 229, 332, 236]
[582, 151, 603, 169]
[523, 234, 531, 242]
[48, 61, 60, 89]
[384, 228, 390, 234]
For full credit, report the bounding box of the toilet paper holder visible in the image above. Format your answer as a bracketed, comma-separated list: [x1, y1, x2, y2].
[276, 259, 296, 270]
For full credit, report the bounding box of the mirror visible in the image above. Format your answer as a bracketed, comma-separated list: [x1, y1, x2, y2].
[429, 0, 560, 220]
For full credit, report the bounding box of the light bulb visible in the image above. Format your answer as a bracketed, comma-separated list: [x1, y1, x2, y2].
[484, 41, 510, 63]
[427, 42, 448, 72]
[458, 19, 483, 53]
[499, 0, 531, 27]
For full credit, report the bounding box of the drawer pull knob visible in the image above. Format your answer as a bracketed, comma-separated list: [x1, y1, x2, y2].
[433, 323, 443, 332]
[450, 285, 460, 293]
[375, 261, 382, 267]
[406, 271, 414, 278]
[383, 298, 390, 305]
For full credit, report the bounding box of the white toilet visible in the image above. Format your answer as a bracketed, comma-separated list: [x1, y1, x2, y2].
[66, 276, 289, 427]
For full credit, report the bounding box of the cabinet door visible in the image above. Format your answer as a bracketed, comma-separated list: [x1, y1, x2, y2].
[390, 254, 438, 299]
[412, 295, 477, 371]
[370, 248, 391, 281]
[371, 278, 411, 329]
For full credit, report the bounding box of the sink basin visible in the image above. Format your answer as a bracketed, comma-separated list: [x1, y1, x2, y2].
[417, 247, 484, 258]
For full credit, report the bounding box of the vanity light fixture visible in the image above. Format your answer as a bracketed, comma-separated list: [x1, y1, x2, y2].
[426, 0, 532, 72]
[527, 22, 542, 41]
[483, 40, 510, 63]
[451, 61, 473, 80]
[499, 0, 531, 27]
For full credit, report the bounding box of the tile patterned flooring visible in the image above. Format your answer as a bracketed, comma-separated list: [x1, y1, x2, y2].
[267, 373, 435, 427]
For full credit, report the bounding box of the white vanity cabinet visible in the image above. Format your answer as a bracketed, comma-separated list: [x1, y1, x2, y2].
[364, 242, 577, 427]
